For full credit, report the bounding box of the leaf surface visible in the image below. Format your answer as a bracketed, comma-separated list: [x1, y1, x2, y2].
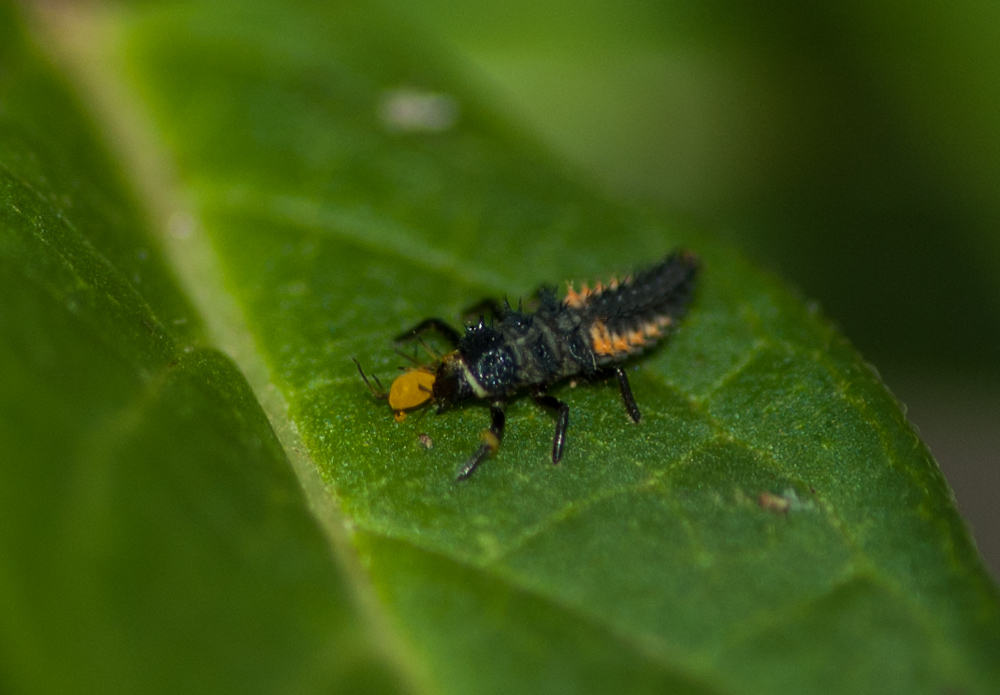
[2, 0, 998, 693]
[0, 5, 413, 694]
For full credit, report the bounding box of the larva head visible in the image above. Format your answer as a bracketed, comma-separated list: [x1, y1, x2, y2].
[428, 352, 476, 410]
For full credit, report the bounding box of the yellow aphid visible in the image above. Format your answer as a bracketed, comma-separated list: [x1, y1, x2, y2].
[388, 368, 435, 411]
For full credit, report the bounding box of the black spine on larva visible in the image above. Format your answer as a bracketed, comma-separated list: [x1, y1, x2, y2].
[584, 250, 700, 333]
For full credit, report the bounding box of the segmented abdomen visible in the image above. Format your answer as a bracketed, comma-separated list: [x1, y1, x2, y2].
[565, 250, 699, 364]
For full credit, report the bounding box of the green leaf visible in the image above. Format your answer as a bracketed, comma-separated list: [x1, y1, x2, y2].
[2, 1, 998, 694]
[0, 5, 413, 694]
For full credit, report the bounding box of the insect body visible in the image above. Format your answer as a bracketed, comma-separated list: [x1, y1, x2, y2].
[356, 250, 700, 479]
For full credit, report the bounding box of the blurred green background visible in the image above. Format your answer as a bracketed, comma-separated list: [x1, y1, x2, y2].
[391, 0, 1000, 577]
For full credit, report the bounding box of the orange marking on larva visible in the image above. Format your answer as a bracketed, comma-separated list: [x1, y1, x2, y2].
[609, 277, 619, 290]
[564, 283, 583, 308]
[611, 333, 630, 353]
[594, 281, 605, 294]
[589, 321, 614, 355]
[642, 321, 662, 338]
[627, 329, 646, 346]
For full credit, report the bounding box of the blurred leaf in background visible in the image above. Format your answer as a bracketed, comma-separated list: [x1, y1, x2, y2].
[1, 0, 999, 693]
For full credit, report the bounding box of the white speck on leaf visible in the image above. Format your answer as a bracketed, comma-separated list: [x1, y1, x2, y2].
[378, 87, 459, 133]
